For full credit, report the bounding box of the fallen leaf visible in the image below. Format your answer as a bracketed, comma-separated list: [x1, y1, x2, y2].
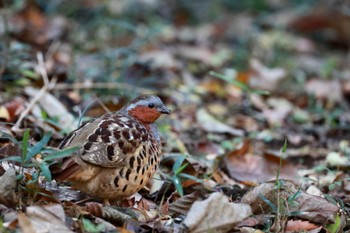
[306, 185, 323, 197]
[286, 219, 319, 232]
[0, 168, 18, 208]
[19, 205, 73, 233]
[17, 213, 36, 233]
[237, 214, 270, 227]
[262, 98, 294, 126]
[24, 87, 76, 132]
[1, 204, 18, 229]
[224, 146, 298, 184]
[0, 142, 20, 161]
[0, 106, 10, 121]
[305, 79, 342, 102]
[249, 59, 286, 91]
[174, 45, 231, 67]
[100, 206, 133, 224]
[4, 98, 26, 122]
[326, 151, 349, 167]
[289, 6, 350, 46]
[137, 50, 180, 70]
[196, 108, 244, 136]
[241, 180, 339, 224]
[169, 192, 202, 216]
[183, 192, 252, 233]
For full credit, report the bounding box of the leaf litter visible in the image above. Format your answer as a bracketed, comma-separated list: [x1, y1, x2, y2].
[1, 0, 350, 232]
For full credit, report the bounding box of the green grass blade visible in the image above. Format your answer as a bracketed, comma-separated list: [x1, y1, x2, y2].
[258, 193, 277, 212]
[21, 129, 30, 162]
[209, 71, 250, 92]
[175, 162, 189, 175]
[178, 173, 204, 183]
[276, 140, 288, 181]
[281, 139, 288, 153]
[39, 161, 52, 181]
[0, 156, 23, 163]
[78, 99, 100, 127]
[26, 132, 52, 162]
[287, 187, 301, 205]
[172, 175, 183, 196]
[252, 90, 270, 95]
[0, 130, 20, 145]
[172, 155, 185, 173]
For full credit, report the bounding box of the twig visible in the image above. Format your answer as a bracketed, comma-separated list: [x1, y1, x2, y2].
[37, 52, 49, 85]
[96, 97, 112, 114]
[54, 82, 151, 93]
[11, 53, 57, 132]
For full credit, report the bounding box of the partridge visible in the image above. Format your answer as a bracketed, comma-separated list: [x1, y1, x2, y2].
[52, 95, 170, 201]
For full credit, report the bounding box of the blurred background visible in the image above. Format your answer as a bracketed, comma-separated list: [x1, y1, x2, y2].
[1, 0, 350, 231]
[2, 0, 350, 190]
[2, 0, 350, 178]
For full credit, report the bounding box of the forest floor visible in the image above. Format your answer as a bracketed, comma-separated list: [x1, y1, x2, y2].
[1, 1, 350, 232]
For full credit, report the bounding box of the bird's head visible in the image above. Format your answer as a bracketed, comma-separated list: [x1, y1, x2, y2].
[124, 95, 170, 124]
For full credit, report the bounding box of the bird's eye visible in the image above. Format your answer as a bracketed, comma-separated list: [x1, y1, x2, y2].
[148, 103, 155, 108]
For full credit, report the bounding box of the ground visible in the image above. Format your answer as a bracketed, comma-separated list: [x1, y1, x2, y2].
[0, 0, 350, 232]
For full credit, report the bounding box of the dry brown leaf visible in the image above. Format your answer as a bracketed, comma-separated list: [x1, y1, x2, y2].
[241, 180, 339, 224]
[19, 205, 73, 233]
[9, 3, 48, 46]
[183, 192, 252, 233]
[232, 114, 259, 132]
[0, 142, 20, 161]
[4, 98, 26, 122]
[169, 192, 202, 216]
[17, 213, 36, 233]
[289, 7, 350, 46]
[101, 206, 132, 224]
[285, 219, 319, 232]
[0, 106, 10, 121]
[196, 108, 244, 136]
[237, 214, 270, 228]
[84, 201, 134, 225]
[226, 139, 250, 157]
[0, 168, 18, 208]
[224, 151, 298, 184]
[85, 202, 103, 217]
[249, 59, 286, 91]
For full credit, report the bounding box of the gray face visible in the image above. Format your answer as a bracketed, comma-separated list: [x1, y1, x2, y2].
[125, 95, 170, 114]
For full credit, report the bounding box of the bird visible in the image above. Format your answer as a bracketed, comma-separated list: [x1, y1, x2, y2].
[52, 95, 170, 203]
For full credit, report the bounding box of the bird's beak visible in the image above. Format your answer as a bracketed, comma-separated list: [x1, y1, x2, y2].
[159, 106, 171, 114]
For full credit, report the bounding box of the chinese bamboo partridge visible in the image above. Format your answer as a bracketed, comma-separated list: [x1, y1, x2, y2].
[52, 95, 170, 202]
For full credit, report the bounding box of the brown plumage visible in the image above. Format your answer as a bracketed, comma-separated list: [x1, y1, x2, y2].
[52, 95, 170, 201]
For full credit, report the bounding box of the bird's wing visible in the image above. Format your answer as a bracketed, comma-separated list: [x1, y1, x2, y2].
[52, 113, 151, 181]
[63, 113, 150, 167]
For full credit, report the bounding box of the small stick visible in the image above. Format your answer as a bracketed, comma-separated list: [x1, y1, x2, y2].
[11, 52, 57, 132]
[54, 82, 151, 93]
